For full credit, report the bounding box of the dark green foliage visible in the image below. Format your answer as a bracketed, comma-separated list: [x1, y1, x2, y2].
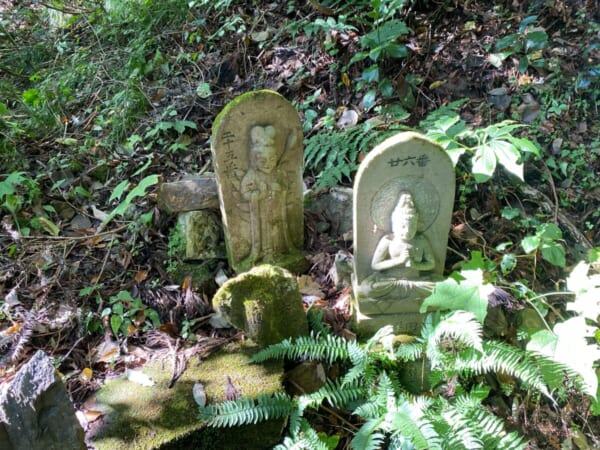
[200, 311, 580, 448]
[304, 122, 410, 190]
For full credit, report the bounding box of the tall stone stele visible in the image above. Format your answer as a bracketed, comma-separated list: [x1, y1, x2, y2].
[352, 132, 454, 336]
[211, 90, 307, 273]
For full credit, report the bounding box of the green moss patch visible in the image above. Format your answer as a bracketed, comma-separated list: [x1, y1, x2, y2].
[89, 341, 283, 450]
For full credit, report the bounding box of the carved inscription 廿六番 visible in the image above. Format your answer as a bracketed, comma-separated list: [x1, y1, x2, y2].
[387, 154, 430, 168]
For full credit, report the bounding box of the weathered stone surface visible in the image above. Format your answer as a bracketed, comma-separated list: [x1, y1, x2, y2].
[305, 187, 353, 238]
[352, 132, 455, 336]
[211, 90, 307, 273]
[212, 264, 308, 346]
[177, 210, 224, 260]
[157, 175, 219, 213]
[89, 341, 283, 450]
[0, 350, 86, 450]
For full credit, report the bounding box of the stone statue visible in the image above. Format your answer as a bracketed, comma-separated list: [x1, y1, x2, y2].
[352, 132, 455, 336]
[241, 125, 296, 262]
[211, 90, 307, 273]
[359, 191, 435, 301]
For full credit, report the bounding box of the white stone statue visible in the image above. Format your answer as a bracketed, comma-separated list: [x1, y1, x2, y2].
[358, 191, 435, 300]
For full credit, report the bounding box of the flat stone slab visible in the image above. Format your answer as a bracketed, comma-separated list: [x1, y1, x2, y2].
[88, 341, 283, 450]
[158, 175, 219, 213]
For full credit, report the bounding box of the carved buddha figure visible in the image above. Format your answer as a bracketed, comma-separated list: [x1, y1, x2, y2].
[359, 191, 435, 300]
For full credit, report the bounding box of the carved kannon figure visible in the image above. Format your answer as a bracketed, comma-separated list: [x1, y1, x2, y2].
[359, 191, 435, 300]
[240, 125, 295, 262]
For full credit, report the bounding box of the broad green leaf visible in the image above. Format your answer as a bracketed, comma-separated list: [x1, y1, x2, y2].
[379, 78, 394, 97]
[510, 137, 541, 158]
[196, 82, 212, 98]
[445, 147, 466, 166]
[0, 102, 8, 115]
[420, 278, 488, 323]
[492, 140, 523, 180]
[110, 314, 123, 337]
[518, 56, 529, 73]
[541, 242, 565, 267]
[521, 235, 541, 253]
[362, 65, 379, 82]
[109, 180, 130, 203]
[501, 207, 520, 220]
[362, 89, 377, 110]
[173, 120, 197, 134]
[361, 19, 409, 48]
[529, 317, 600, 397]
[385, 43, 407, 59]
[487, 53, 506, 68]
[104, 174, 159, 226]
[495, 34, 519, 51]
[472, 144, 497, 182]
[501, 253, 517, 274]
[537, 222, 562, 240]
[0, 172, 26, 199]
[519, 15, 538, 31]
[525, 30, 548, 52]
[22, 88, 40, 106]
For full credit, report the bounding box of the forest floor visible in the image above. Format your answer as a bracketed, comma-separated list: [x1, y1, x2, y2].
[1, 0, 599, 448]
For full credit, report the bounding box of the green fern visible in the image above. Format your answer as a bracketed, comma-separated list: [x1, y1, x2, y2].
[274, 418, 331, 450]
[250, 332, 361, 365]
[198, 392, 296, 427]
[200, 310, 585, 448]
[304, 122, 410, 190]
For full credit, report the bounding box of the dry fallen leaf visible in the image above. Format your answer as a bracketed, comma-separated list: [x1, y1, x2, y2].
[125, 368, 155, 387]
[80, 367, 93, 383]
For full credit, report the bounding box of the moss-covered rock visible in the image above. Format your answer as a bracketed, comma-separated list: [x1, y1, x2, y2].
[89, 341, 283, 450]
[212, 264, 308, 347]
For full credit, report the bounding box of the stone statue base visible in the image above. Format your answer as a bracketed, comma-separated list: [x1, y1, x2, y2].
[352, 309, 425, 337]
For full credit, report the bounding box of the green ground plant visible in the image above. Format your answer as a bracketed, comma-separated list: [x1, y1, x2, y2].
[199, 311, 581, 449]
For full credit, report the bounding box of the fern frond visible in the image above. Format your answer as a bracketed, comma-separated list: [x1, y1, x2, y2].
[353, 372, 396, 419]
[350, 418, 386, 450]
[387, 408, 442, 450]
[456, 341, 550, 397]
[306, 309, 331, 336]
[304, 122, 411, 190]
[467, 408, 528, 450]
[274, 418, 331, 450]
[395, 341, 424, 362]
[198, 392, 295, 427]
[301, 378, 365, 410]
[250, 333, 359, 365]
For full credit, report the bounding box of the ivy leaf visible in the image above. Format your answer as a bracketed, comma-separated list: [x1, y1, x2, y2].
[521, 235, 541, 254]
[541, 242, 565, 267]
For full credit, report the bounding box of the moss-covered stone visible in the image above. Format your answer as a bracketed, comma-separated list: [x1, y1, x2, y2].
[89, 341, 283, 450]
[212, 264, 308, 347]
